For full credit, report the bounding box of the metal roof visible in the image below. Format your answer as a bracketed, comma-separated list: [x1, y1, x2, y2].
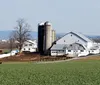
[71, 32, 92, 42]
[25, 40, 37, 44]
[51, 43, 86, 50]
[51, 44, 67, 50]
[56, 31, 93, 43]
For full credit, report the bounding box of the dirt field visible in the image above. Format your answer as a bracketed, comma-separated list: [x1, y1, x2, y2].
[0, 53, 72, 62]
[74, 54, 100, 61]
[0, 53, 100, 63]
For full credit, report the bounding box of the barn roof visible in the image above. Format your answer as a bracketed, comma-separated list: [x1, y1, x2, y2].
[70, 32, 92, 42]
[51, 43, 86, 50]
[51, 44, 67, 50]
[24, 40, 37, 44]
[56, 31, 93, 43]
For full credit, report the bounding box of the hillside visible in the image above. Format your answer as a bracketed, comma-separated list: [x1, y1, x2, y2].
[0, 30, 37, 40]
[0, 30, 100, 40]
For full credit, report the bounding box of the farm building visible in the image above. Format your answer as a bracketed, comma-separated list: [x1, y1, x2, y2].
[51, 43, 89, 57]
[51, 32, 100, 57]
[51, 44, 66, 56]
[38, 21, 56, 55]
[21, 40, 37, 53]
[89, 45, 100, 54]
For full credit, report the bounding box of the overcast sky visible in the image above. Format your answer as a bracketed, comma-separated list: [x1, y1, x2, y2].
[0, 0, 100, 35]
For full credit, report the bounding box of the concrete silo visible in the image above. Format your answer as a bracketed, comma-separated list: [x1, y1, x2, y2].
[44, 21, 52, 54]
[38, 21, 55, 55]
[38, 23, 45, 54]
[52, 30, 56, 43]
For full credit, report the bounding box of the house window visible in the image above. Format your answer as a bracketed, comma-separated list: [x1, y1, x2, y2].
[64, 40, 66, 42]
[29, 48, 30, 50]
[71, 35, 72, 36]
[24, 48, 25, 50]
[70, 45, 72, 46]
[24, 44, 27, 46]
[29, 44, 32, 46]
[62, 50, 64, 52]
[52, 51, 56, 53]
[68, 50, 71, 52]
[59, 50, 64, 53]
[81, 50, 84, 52]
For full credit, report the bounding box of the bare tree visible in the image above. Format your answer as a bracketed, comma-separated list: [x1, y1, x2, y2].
[11, 18, 31, 51]
[9, 37, 14, 52]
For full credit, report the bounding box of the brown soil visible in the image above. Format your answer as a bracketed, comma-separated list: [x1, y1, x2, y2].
[0, 53, 72, 62]
[74, 55, 100, 61]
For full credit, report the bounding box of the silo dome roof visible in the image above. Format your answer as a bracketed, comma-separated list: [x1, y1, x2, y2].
[45, 21, 51, 26]
[39, 22, 44, 26]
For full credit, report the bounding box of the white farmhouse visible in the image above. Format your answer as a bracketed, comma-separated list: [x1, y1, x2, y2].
[21, 40, 37, 53]
[51, 32, 100, 57]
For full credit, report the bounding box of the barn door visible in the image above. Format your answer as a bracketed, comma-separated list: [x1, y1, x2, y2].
[73, 50, 78, 56]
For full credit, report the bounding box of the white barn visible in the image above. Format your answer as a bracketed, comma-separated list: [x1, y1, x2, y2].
[56, 32, 94, 49]
[51, 32, 99, 57]
[21, 40, 37, 53]
[51, 43, 89, 57]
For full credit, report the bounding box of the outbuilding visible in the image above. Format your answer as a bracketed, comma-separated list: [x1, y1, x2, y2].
[21, 40, 37, 53]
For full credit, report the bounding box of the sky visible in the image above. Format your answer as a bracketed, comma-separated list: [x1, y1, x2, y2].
[0, 0, 100, 35]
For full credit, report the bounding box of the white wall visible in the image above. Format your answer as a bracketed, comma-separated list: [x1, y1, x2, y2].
[89, 49, 100, 54]
[51, 50, 65, 56]
[66, 50, 89, 57]
[87, 42, 94, 49]
[51, 49, 89, 57]
[78, 50, 89, 57]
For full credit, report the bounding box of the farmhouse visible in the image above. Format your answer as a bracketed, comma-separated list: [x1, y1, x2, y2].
[21, 40, 37, 53]
[51, 32, 100, 57]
